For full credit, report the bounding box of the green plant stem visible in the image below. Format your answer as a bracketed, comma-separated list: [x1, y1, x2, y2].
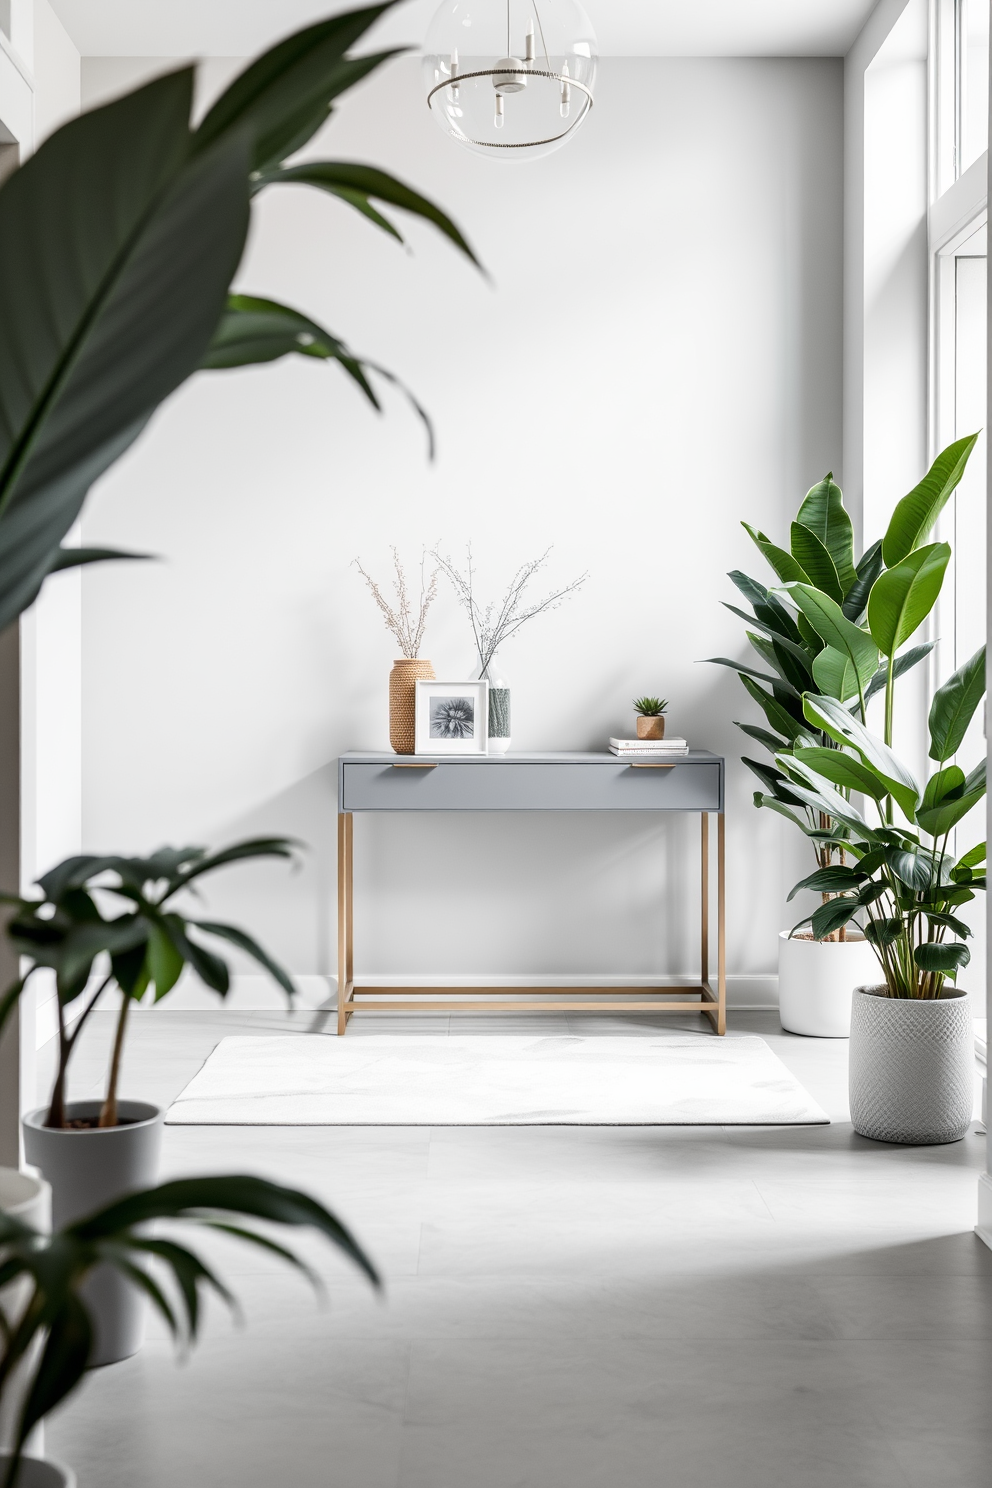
[883, 659, 895, 823]
[44, 974, 113, 1127]
[99, 987, 131, 1128]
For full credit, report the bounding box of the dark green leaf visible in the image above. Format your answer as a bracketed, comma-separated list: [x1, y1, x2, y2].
[928, 645, 986, 762]
[72, 1174, 380, 1289]
[787, 865, 867, 901]
[885, 849, 933, 891]
[146, 921, 186, 1000]
[802, 694, 920, 820]
[791, 746, 889, 800]
[810, 898, 861, 939]
[15, 1292, 92, 1450]
[785, 583, 874, 693]
[260, 161, 480, 267]
[865, 918, 902, 947]
[721, 603, 810, 658]
[194, 7, 400, 170]
[954, 841, 986, 872]
[795, 473, 857, 593]
[867, 543, 951, 658]
[166, 836, 299, 892]
[913, 941, 970, 973]
[920, 765, 966, 814]
[923, 912, 972, 938]
[789, 522, 843, 601]
[864, 641, 935, 703]
[707, 656, 781, 687]
[192, 920, 296, 1001]
[738, 675, 806, 742]
[202, 295, 435, 457]
[882, 434, 979, 565]
[45, 546, 154, 573]
[753, 794, 812, 832]
[0, 73, 251, 632]
[741, 523, 810, 585]
[842, 539, 883, 620]
[727, 569, 770, 609]
[734, 721, 790, 754]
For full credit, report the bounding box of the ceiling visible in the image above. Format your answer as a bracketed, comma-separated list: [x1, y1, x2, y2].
[48, 0, 880, 58]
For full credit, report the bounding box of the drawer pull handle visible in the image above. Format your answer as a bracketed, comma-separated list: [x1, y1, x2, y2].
[628, 762, 678, 769]
[391, 761, 438, 769]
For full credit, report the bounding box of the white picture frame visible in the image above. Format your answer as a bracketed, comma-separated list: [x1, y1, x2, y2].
[414, 680, 489, 756]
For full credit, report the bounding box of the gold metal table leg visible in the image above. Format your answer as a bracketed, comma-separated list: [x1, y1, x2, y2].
[337, 813, 353, 1034]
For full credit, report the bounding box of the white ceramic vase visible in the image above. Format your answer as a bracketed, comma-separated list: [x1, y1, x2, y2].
[22, 1101, 163, 1365]
[849, 986, 974, 1144]
[777, 930, 880, 1037]
[0, 1169, 51, 1455]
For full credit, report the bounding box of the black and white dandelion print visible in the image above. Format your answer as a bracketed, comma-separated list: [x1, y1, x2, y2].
[430, 696, 475, 739]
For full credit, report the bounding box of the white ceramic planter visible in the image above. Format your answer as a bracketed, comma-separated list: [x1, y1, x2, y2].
[849, 986, 973, 1144]
[777, 931, 880, 1038]
[0, 1170, 51, 1455]
[22, 1101, 163, 1366]
[0, 1456, 76, 1488]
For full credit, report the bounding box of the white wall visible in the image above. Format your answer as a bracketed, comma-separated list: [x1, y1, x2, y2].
[77, 54, 843, 1007]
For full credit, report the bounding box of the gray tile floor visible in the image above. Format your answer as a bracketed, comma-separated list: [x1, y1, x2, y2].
[42, 1007, 992, 1488]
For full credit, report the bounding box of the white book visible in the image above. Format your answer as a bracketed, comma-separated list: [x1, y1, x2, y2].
[610, 746, 689, 757]
[609, 737, 687, 750]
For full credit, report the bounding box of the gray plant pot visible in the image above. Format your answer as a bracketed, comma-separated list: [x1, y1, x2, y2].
[22, 1101, 163, 1366]
[849, 985, 973, 1144]
[0, 1456, 76, 1488]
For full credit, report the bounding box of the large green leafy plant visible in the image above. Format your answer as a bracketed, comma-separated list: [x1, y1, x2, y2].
[775, 659, 986, 997]
[0, 2, 477, 633]
[0, 1176, 378, 1485]
[709, 436, 978, 942]
[0, 841, 301, 1130]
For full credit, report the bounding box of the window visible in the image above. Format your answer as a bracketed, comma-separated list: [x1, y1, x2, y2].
[930, 3, 987, 996]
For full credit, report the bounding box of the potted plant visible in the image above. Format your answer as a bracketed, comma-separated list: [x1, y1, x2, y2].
[0, 839, 300, 1365]
[709, 441, 977, 1036]
[0, 1172, 378, 1488]
[632, 697, 668, 740]
[772, 657, 985, 1142]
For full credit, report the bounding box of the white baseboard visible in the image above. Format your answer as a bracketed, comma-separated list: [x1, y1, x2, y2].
[132, 972, 779, 1012]
[976, 1173, 992, 1253]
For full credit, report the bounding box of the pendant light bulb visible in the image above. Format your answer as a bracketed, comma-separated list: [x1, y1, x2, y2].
[423, 0, 598, 159]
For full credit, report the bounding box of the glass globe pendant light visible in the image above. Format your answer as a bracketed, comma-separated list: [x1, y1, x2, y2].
[423, 0, 597, 159]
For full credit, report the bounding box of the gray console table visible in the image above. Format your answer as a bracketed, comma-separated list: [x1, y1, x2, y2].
[336, 751, 725, 1035]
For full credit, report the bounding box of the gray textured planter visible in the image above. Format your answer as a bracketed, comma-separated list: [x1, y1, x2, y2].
[849, 986, 973, 1144]
[22, 1101, 163, 1366]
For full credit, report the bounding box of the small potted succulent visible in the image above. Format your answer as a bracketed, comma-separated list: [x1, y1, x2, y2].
[0, 838, 299, 1365]
[633, 697, 668, 740]
[0, 1172, 377, 1488]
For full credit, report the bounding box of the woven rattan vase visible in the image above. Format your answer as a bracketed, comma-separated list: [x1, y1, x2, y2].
[389, 658, 435, 754]
[849, 985, 973, 1145]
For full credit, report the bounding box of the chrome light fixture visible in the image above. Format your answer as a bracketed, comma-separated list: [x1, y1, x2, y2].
[423, 0, 598, 159]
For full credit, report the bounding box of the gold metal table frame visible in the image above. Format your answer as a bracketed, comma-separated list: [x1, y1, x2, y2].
[336, 806, 725, 1036]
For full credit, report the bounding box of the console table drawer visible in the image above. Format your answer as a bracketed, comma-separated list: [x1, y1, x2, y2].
[340, 760, 722, 812]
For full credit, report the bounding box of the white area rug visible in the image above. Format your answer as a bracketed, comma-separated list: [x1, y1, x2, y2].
[166, 1034, 829, 1126]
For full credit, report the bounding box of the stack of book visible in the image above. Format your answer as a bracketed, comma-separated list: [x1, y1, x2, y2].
[609, 737, 689, 758]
